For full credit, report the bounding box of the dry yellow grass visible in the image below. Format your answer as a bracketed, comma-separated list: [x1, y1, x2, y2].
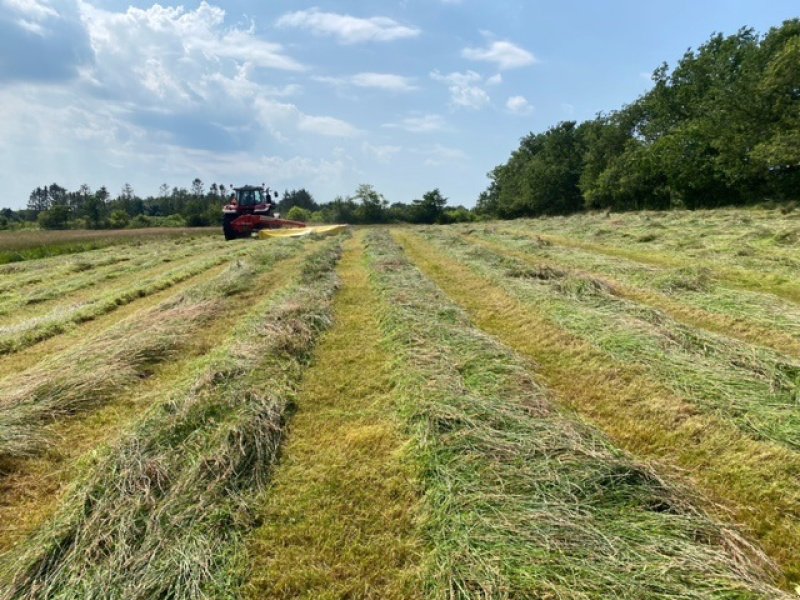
[246, 233, 423, 599]
[393, 228, 800, 587]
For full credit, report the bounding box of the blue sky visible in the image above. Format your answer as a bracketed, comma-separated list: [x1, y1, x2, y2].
[1, 0, 797, 209]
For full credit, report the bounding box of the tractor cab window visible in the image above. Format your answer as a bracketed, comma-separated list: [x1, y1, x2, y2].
[237, 189, 264, 206]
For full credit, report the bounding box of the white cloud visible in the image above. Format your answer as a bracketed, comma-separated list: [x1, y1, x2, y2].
[463, 40, 536, 70]
[486, 73, 503, 86]
[506, 95, 533, 115]
[430, 70, 490, 110]
[384, 114, 447, 133]
[78, 1, 305, 110]
[316, 72, 417, 92]
[255, 98, 360, 138]
[351, 72, 417, 91]
[3, 0, 58, 20]
[362, 142, 402, 163]
[276, 8, 419, 44]
[420, 144, 467, 166]
[298, 114, 360, 137]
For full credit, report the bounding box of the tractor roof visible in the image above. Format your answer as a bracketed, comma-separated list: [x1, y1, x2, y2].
[234, 185, 264, 192]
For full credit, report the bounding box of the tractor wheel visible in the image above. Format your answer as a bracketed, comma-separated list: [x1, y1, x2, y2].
[223, 214, 238, 240]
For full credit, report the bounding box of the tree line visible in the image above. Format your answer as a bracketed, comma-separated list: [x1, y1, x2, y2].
[477, 20, 799, 218]
[0, 179, 473, 230]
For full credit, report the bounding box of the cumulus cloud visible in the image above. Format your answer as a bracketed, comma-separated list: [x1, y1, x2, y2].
[506, 95, 533, 115]
[384, 114, 447, 133]
[0, 0, 92, 81]
[316, 72, 417, 92]
[420, 144, 467, 166]
[430, 70, 490, 110]
[463, 40, 536, 70]
[3, 0, 59, 20]
[362, 142, 402, 163]
[276, 8, 419, 44]
[255, 98, 360, 138]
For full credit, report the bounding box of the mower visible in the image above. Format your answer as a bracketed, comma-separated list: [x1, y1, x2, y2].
[222, 184, 307, 240]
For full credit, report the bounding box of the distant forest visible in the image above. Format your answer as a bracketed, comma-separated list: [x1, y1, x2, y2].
[0, 180, 472, 230]
[2, 20, 797, 231]
[476, 20, 799, 217]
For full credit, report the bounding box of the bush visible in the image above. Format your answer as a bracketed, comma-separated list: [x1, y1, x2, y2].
[286, 206, 312, 222]
[37, 206, 71, 230]
[109, 210, 130, 229]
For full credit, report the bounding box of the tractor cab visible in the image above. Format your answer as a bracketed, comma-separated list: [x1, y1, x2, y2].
[227, 185, 279, 216]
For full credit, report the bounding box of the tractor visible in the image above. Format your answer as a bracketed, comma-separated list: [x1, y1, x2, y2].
[222, 184, 307, 240]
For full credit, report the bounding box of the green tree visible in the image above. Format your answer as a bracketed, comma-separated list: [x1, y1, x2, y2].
[109, 209, 130, 229]
[37, 205, 71, 229]
[411, 189, 448, 223]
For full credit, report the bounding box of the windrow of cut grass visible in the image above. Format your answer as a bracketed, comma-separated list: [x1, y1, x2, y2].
[0, 239, 320, 556]
[514, 209, 800, 280]
[365, 230, 785, 598]
[418, 229, 800, 451]
[532, 226, 800, 306]
[246, 233, 423, 599]
[0, 237, 227, 317]
[394, 229, 800, 584]
[0, 228, 216, 266]
[0, 238, 305, 465]
[1, 238, 343, 599]
[0, 242, 247, 356]
[455, 226, 800, 358]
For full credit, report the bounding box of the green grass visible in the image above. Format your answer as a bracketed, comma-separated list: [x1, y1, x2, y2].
[394, 228, 800, 586]
[0, 228, 216, 265]
[0, 241, 248, 355]
[0, 238, 344, 599]
[366, 229, 785, 598]
[0, 238, 305, 465]
[246, 232, 423, 599]
[420, 229, 800, 450]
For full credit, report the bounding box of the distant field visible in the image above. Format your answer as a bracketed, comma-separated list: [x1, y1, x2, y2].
[0, 208, 798, 598]
[0, 227, 216, 265]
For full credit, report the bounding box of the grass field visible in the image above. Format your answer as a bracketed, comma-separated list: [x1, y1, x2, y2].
[0, 209, 798, 598]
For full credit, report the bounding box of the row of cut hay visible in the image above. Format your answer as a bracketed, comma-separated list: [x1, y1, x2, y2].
[0, 243, 250, 357]
[504, 208, 800, 277]
[537, 229, 800, 305]
[364, 230, 787, 598]
[0, 228, 217, 266]
[1, 237, 228, 325]
[0, 237, 227, 316]
[464, 224, 800, 344]
[418, 228, 800, 451]
[0, 238, 343, 599]
[0, 239, 303, 465]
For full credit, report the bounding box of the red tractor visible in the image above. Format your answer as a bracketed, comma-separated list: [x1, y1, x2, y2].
[222, 185, 307, 240]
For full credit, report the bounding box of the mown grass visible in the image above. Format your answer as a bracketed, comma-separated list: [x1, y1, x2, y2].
[0, 238, 305, 465]
[477, 221, 800, 341]
[0, 228, 215, 265]
[427, 230, 800, 449]
[0, 240, 316, 556]
[366, 229, 785, 598]
[0, 241, 247, 356]
[0, 238, 344, 599]
[247, 232, 423, 599]
[0, 237, 226, 318]
[453, 228, 800, 359]
[394, 228, 800, 586]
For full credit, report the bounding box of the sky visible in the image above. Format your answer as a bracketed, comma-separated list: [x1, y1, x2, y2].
[0, 0, 797, 209]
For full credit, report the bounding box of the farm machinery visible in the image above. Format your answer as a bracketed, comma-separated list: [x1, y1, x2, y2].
[222, 185, 307, 240]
